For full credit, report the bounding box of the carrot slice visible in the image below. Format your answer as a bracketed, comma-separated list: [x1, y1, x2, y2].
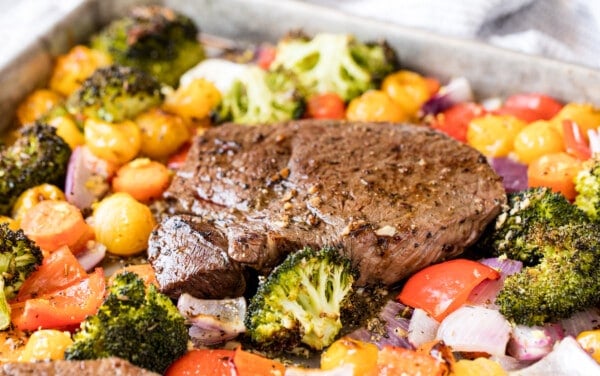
[21, 200, 93, 254]
[528, 152, 583, 200]
[112, 158, 172, 202]
[233, 347, 286, 376]
[14, 246, 87, 302]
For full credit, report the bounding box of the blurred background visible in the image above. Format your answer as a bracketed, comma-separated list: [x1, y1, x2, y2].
[300, 0, 600, 69]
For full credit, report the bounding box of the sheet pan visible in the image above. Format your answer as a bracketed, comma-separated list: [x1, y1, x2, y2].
[1, 0, 600, 133]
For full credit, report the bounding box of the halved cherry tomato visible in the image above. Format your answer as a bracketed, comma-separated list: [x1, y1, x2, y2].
[11, 268, 105, 331]
[503, 93, 563, 120]
[431, 103, 485, 143]
[397, 259, 500, 321]
[14, 246, 87, 303]
[493, 107, 543, 123]
[562, 120, 591, 160]
[528, 152, 583, 200]
[165, 349, 236, 376]
[306, 92, 346, 120]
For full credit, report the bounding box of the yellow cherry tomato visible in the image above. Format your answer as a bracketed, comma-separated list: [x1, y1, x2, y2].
[451, 358, 507, 376]
[346, 90, 407, 122]
[93, 192, 156, 256]
[16, 89, 63, 125]
[18, 330, 73, 362]
[321, 337, 379, 376]
[552, 102, 600, 140]
[577, 330, 600, 363]
[467, 114, 527, 157]
[136, 108, 191, 160]
[11, 184, 66, 226]
[513, 120, 565, 164]
[381, 70, 430, 118]
[84, 118, 142, 165]
[49, 45, 112, 96]
[48, 114, 85, 150]
[162, 78, 222, 124]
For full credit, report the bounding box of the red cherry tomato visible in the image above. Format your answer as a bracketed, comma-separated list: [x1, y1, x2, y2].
[502, 93, 563, 121]
[431, 103, 486, 142]
[397, 259, 500, 321]
[256, 45, 277, 70]
[562, 120, 591, 160]
[306, 92, 346, 120]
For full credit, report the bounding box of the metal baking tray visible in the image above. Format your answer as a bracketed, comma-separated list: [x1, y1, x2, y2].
[2, 0, 600, 133]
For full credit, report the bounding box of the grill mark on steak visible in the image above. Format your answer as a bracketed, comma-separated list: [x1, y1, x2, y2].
[148, 120, 506, 299]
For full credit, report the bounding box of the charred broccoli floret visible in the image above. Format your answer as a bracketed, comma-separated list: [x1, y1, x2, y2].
[270, 33, 397, 101]
[213, 65, 304, 125]
[574, 157, 600, 220]
[66, 64, 162, 123]
[64, 272, 188, 374]
[0, 123, 71, 215]
[473, 187, 589, 265]
[496, 222, 600, 326]
[0, 223, 43, 330]
[245, 246, 357, 352]
[90, 5, 205, 86]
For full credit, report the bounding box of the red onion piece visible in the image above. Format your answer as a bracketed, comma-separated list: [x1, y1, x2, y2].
[488, 157, 528, 193]
[420, 77, 473, 116]
[468, 258, 522, 308]
[560, 307, 600, 337]
[347, 300, 413, 349]
[65, 146, 111, 210]
[76, 241, 106, 272]
[436, 305, 511, 356]
[507, 323, 565, 361]
[513, 336, 600, 375]
[177, 293, 246, 346]
[408, 308, 439, 348]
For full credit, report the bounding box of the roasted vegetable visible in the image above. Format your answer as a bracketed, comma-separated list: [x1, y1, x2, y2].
[64, 272, 188, 374]
[66, 65, 162, 123]
[270, 33, 397, 101]
[574, 157, 600, 221]
[0, 223, 43, 330]
[0, 123, 71, 215]
[90, 5, 204, 86]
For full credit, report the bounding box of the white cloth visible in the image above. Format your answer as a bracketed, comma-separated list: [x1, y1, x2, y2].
[301, 0, 600, 69]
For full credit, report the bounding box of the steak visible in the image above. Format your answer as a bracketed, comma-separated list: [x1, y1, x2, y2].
[148, 120, 506, 298]
[0, 357, 159, 376]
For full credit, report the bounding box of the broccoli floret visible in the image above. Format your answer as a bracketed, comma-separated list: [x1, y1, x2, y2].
[245, 246, 357, 352]
[66, 64, 162, 123]
[574, 157, 600, 220]
[213, 65, 304, 125]
[0, 123, 71, 215]
[64, 272, 188, 374]
[496, 222, 600, 326]
[90, 5, 205, 87]
[270, 33, 397, 101]
[474, 187, 589, 265]
[0, 223, 43, 330]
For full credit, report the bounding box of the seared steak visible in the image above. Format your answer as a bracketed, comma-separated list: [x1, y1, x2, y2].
[0, 357, 159, 376]
[148, 120, 506, 298]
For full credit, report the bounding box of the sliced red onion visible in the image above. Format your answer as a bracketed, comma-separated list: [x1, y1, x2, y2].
[480, 97, 503, 111]
[489, 355, 532, 372]
[420, 77, 473, 116]
[436, 305, 511, 356]
[588, 128, 600, 155]
[76, 241, 107, 272]
[488, 157, 528, 193]
[408, 308, 439, 348]
[560, 307, 600, 337]
[347, 300, 413, 349]
[179, 58, 248, 94]
[65, 146, 111, 210]
[512, 336, 600, 375]
[507, 323, 565, 361]
[285, 364, 354, 376]
[468, 258, 522, 308]
[177, 293, 246, 346]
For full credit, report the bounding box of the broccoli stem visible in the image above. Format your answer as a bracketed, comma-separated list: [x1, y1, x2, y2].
[0, 278, 11, 330]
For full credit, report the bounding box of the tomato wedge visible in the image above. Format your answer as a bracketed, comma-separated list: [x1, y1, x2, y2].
[11, 268, 106, 331]
[165, 349, 236, 376]
[503, 93, 563, 120]
[233, 347, 286, 376]
[306, 92, 346, 120]
[14, 246, 87, 302]
[397, 259, 500, 321]
[431, 103, 485, 143]
[562, 120, 592, 160]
